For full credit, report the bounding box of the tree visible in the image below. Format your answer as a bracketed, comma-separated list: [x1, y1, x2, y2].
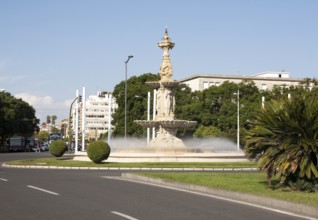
[37, 130, 49, 142]
[51, 115, 57, 127]
[112, 73, 160, 137]
[0, 91, 38, 148]
[245, 92, 318, 191]
[46, 115, 51, 125]
[175, 80, 262, 144]
[193, 126, 222, 138]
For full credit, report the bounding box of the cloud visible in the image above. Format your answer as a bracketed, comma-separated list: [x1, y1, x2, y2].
[15, 93, 54, 105]
[14, 93, 69, 122]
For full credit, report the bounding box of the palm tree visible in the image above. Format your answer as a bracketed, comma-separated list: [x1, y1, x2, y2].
[245, 92, 318, 191]
[52, 115, 57, 127]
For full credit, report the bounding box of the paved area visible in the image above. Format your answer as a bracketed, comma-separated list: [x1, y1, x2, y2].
[2, 162, 318, 219]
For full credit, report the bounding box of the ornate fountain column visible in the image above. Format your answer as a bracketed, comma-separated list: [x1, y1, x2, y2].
[135, 29, 197, 148]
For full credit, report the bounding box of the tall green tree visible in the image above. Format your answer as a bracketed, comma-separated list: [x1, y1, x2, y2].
[175, 80, 262, 144]
[37, 130, 49, 142]
[112, 73, 160, 137]
[0, 91, 38, 147]
[52, 115, 57, 127]
[46, 115, 51, 125]
[245, 92, 318, 191]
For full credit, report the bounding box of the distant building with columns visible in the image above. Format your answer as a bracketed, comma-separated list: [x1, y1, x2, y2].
[179, 71, 304, 91]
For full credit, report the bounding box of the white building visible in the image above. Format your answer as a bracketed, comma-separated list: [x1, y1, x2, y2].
[77, 91, 118, 140]
[179, 71, 304, 91]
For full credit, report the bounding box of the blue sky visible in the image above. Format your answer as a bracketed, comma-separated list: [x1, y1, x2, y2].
[1, 0, 317, 123]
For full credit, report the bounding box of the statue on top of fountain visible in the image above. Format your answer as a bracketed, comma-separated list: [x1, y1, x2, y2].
[158, 28, 175, 82]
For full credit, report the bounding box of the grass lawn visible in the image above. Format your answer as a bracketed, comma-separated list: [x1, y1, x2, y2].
[5, 157, 257, 168]
[139, 172, 318, 206]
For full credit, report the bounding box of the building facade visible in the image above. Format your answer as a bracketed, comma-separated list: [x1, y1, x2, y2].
[69, 91, 117, 141]
[179, 71, 304, 91]
[83, 91, 117, 140]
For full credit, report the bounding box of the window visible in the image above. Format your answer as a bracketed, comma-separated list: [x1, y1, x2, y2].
[203, 81, 209, 89]
[262, 84, 267, 90]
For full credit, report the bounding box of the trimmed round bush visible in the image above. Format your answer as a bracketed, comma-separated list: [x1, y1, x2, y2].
[87, 141, 111, 164]
[49, 140, 67, 157]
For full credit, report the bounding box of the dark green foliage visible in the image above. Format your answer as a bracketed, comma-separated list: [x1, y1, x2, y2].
[49, 140, 67, 157]
[87, 141, 111, 164]
[245, 92, 318, 191]
[0, 91, 39, 149]
[193, 126, 222, 138]
[112, 73, 160, 137]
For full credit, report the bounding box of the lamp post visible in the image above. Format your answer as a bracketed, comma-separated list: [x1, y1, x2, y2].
[233, 90, 240, 151]
[68, 94, 81, 154]
[135, 92, 151, 144]
[124, 55, 133, 141]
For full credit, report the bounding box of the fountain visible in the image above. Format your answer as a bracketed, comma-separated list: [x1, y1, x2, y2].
[73, 29, 247, 162]
[135, 28, 197, 150]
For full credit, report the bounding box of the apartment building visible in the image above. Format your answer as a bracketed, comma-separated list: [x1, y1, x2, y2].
[74, 91, 117, 140]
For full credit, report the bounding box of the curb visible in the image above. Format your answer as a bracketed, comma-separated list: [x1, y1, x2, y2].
[121, 173, 318, 219]
[1, 163, 257, 171]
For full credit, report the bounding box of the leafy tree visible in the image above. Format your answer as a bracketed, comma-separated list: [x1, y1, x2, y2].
[46, 115, 51, 124]
[0, 91, 38, 147]
[193, 126, 222, 138]
[245, 92, 318, 191]
[50, 127, 60, 133]
[37, 130, 49, 142]
[175, 80, 262, 145]
[52, 115, 57, 127]
[112, 73, 160, 137]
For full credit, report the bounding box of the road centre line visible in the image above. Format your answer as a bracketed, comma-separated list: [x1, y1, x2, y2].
[111, 211, 139, 220]
[0, 178, 8, 181]
[27, 185, 59, 196]
[104, 176, 316, 220]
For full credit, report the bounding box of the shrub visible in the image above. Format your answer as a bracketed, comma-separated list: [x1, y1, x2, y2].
[87, 141, 111, 164]
[49, 140, 67, 157]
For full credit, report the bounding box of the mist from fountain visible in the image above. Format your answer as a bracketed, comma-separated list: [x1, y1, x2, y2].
[107, 137, 239, 152]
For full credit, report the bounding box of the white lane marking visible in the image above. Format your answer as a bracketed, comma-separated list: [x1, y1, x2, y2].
[27, 185, 59, 196]
[111, 211, 139, 220]
[104, 176, 316, 220]
[0, 178, 8, 181]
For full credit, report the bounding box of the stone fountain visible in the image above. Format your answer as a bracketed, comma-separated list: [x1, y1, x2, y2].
[73, 29, 247, 162]
[135, 28, 197, 149]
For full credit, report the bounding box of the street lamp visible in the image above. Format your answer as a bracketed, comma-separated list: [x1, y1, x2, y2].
[124, 55, 133, 141]
[135, 92, 151, 144]
[233, 89, 240, 151]
[68, 94, 82, 153]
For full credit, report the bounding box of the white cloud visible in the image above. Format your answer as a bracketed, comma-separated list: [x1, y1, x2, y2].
[14, 93, 69, 122]
[15, 93, 54, 105]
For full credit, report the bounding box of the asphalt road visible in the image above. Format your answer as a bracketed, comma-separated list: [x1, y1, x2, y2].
[0, 152, 310, 220]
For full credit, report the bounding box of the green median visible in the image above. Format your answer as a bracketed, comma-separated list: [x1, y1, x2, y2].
[5, 157, 256, 168]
